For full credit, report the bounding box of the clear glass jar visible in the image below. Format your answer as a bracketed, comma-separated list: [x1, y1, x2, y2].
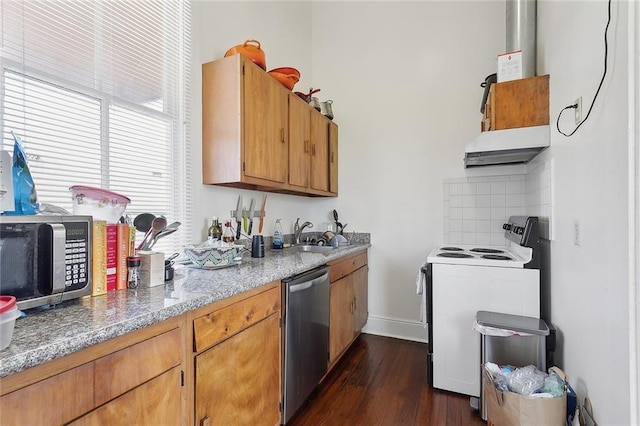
[127, 256, 141, 289]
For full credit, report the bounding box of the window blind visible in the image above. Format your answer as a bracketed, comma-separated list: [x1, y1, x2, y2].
[1, 0, 192, 253]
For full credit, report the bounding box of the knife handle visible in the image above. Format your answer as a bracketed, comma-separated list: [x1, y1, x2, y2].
[248, 220, 253, 236]
[236, 221, 241, 239]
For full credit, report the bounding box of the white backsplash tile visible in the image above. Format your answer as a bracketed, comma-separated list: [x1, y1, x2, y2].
[443, 162, 552, 245]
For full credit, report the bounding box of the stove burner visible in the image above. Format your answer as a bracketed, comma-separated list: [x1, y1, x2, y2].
[482, 254, 513, 261]
[470, 248, 504, 254]
[440, 247, 464, 251]
[438, 252, 473, 258]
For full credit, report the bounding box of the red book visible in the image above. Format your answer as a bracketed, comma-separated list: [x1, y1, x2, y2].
[106, 224, 118, 292]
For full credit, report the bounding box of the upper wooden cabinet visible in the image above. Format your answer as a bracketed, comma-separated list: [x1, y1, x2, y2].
[329, 122, 338, 194]
[202, 55, 338, 197]
[481, 74, 549, 132]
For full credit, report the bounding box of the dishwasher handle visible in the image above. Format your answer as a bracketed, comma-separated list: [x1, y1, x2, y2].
[289, 271, 329, 293]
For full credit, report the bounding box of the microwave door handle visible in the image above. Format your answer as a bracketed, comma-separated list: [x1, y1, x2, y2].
[50, 223, 67, 294]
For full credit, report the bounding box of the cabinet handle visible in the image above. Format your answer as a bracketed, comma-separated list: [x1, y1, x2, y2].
[312, 144, 316, 156]
[281, 128, 285, 143]
[201, 417, 210, 426]
[354, 296, 357, 311]
[304, 140, 309, 153]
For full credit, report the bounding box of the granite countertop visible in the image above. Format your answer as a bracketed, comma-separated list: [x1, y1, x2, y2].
[0, 240, 370, 378]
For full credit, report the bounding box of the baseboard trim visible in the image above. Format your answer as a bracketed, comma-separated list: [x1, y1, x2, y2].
[362, 315, 427, 343]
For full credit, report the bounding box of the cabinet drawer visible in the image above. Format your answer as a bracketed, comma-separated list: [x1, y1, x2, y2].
[0, 362, 94, 425]
[193, 286, 281, 353]
[329, 251, 368, 283]
[94, 327, 182, 405]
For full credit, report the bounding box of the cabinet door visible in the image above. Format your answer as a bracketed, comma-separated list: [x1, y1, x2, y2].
[352, 265, 368, 333]
[288, 94, 310, 189]
[195, 314, 280, 426]
[309, 111, 329, 192]
[329, 121, 338, 194]
[329, 274, 354, 364]
[69, 366, 183, 426]
[243, 62, 288, 184]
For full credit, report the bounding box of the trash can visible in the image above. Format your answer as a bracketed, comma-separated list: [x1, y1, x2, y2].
[474, 310, 550, 421]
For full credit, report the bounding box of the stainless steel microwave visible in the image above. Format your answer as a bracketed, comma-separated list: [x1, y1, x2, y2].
[0, 215, 92, 310]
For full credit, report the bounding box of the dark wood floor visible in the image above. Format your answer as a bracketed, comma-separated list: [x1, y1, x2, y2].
[289, 334, 486, 426]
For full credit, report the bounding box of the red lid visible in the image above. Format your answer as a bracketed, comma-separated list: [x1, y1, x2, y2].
[0, 296, 17, 314]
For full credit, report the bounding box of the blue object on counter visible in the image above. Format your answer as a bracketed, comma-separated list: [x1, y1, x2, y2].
[3, 132, 38, 215]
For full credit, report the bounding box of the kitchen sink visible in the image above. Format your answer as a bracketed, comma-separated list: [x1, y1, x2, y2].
[289, 245, 336, 253]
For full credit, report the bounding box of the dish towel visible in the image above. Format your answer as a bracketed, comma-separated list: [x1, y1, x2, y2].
[416, 260, 428, 328]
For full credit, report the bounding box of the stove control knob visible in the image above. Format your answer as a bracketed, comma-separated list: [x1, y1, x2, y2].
[514, 226, 524, 235]
[503, 223, 512, 231]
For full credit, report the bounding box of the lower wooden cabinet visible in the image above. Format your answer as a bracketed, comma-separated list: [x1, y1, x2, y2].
[70, 366, 183, 426]
[195, 314, 280, 426]
[0, 317, 186, 426]
[192, 282, 282, 426]
[328, 251, 369, 367]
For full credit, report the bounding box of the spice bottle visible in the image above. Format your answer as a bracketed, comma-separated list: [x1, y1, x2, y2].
[222, 220, 235, 244]
[127, 256, 141, 289]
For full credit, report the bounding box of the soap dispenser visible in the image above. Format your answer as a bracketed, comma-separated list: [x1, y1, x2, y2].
[273, 219, 283, 249]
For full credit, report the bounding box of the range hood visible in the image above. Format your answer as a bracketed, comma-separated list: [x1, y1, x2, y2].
[464, 125, 550, 168]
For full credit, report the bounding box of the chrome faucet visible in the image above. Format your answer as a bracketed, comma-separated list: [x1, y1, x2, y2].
[293, 218, 314, 245]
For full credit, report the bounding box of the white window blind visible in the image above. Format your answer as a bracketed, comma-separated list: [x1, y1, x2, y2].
[1, 0, 192, 253]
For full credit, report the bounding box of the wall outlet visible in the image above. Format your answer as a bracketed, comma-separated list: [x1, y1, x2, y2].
[573, 220, 581, 246]
[575, 96, 582, 125]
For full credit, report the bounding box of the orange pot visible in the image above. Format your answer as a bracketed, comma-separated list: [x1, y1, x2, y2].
[269, 67, 300, 79]
[224, 39, 266, 70]
[268, 70, 300, 91]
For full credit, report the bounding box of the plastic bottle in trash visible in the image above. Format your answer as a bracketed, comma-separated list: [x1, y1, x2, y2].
[272, 219, 284, 249]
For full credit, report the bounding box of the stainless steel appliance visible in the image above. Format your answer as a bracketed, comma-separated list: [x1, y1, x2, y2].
[476, 310, 549, 420]
[0, 215, 92, 310]
[422, 216, 541, 399]
[282, 266, 330, 424]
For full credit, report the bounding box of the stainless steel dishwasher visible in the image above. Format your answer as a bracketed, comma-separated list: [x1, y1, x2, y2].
[282, 265, 330, 424]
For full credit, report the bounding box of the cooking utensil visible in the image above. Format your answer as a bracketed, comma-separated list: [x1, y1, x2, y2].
[294, 87, 321, 103]
[309, 97, 321, 111]
[134, 213, 156, 233]
[138, 216, 167, 250]
[146, 227, 178, 250]
[259, 194, 267, 233]
[224, 39, 266, 70]
[235, 195, 243, 239]
[320, 100, 334, 120]
[332, 209, 344, 235]
[247, 197, 256, 235]
[242, 208, 248, 234]
[268, 67, 300, 91]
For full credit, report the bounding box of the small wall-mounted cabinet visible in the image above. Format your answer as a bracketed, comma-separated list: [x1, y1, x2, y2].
[202, 55, 338, 197]
[481, 74, 549, 132]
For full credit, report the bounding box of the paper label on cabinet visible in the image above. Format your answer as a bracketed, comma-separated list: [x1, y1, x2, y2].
[497, 50, 523, 82]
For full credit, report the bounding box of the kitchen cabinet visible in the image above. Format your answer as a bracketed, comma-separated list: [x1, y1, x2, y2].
[481, 74, 549, 131]
[202, 55, 338, 197]
[0, 316, 186, 425]
[192, 283, 281, 426]
[328, 251, 368, 367]
[203, 54, 288, 188]
[329, 121, 338, 194]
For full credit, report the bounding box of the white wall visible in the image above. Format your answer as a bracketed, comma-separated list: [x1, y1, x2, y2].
[192, 0, 635, 422]
[537, 1, 632, 423]
[191, 1, 338, 244]
[310, 1, 505, 340]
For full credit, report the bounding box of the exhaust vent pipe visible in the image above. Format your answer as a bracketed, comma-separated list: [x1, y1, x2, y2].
[506, 0, 537, 77]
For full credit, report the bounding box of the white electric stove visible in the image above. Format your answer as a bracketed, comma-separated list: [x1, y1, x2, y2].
[423, 216, 541, 398]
